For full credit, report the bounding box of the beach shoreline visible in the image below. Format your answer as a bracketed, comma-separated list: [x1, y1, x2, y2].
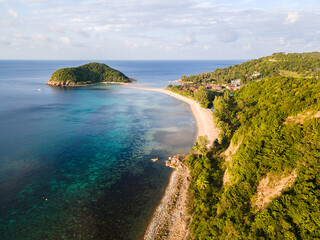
[144, 158, 191, 240]
[134, 87, 220, 240]
[133, 87, 219, 143]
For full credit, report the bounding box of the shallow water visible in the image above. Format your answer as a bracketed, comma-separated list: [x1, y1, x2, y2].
[0, 60, 241, 239]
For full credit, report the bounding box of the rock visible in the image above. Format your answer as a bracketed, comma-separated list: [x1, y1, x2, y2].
[165, 155, 188, 169]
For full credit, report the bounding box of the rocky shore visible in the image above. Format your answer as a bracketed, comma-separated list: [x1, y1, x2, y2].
[136, 86, 220, 240]
[144, 155, 191, 240]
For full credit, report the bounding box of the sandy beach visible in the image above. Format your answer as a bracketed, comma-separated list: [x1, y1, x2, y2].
[133, 87, 220, 144]
[134, 87, 220, 240]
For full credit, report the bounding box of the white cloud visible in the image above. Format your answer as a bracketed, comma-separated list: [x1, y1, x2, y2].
[185, 30, 197, 45]
[0, 0, 320, 59]
[279, 37, 288, 46]
[243, 44, 252, 50]
[217, 29, 238, 43]
[91, 24, 130, 33]
[125, 39, 150, 50]
[60, 37, 71, 45]
[32, 33, 46, 41]
[203, 45, 211, 50]
[48, 25, 65, 34]
[0, 38, 11, 46]
[0, 17, 11, 25]
[8, 8, 18, 18]
[125, 40, 140, 49]
[284, 12, 299, 24]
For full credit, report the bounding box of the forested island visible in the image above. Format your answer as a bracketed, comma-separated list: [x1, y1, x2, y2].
[47, 62, 132, 86]
[169, 52, 320, 239]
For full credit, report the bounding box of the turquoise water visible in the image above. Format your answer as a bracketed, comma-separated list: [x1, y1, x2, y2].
[0, 60, 241, 239]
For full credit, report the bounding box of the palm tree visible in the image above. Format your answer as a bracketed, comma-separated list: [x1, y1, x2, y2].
[191, 135, 210, 156]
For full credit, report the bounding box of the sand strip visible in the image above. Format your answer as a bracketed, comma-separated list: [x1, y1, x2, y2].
[133, 87, 220, 240]
[133, 87, 219, 144]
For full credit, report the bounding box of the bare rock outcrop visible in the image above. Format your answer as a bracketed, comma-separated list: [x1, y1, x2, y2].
[251, 170, 297, 211]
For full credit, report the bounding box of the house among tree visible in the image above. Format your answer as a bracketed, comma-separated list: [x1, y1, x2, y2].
[189, 86, 199, 91]
[251, 71, 261, 77]
[181, 86, 188, 91]
[226, 84, 236, 90]
[206, 84, 221, 91]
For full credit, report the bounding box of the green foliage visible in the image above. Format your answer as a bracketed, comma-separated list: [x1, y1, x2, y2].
[180, 52, 320, 85]
[213, 91, 240, 138]
[194, 86, 212, 108]
[186, 150, 225, 239]
[166, 85, 194, 98]
[166, 85, 220, 108]
[187, 75, 320, 239]
[191, 135, 210, 155]
[48, 62, 130, 85]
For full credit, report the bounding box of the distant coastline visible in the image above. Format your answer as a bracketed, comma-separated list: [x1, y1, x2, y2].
[133, 87, 219, 239]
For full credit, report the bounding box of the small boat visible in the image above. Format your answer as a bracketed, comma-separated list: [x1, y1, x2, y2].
[151, 158, 159, 162]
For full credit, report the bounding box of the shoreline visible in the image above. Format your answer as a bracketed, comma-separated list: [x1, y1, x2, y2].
[133, 87, 219, 144]
[135, 87, 220, 240]
[46, 81, 135, 87]
[144, 156, 191, 240]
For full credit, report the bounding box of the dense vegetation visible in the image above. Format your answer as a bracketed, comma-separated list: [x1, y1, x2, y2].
[187, 76, 320, 239]
[47, 62, 130, 86]
[180, 52, 320, 85]
[166, 85, 220, 108]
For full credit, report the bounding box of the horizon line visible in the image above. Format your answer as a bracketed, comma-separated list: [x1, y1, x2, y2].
[0, 58, 248, 61]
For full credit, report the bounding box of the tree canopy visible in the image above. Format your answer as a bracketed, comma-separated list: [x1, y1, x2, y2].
[180, 52, 320, 85]
[182, 54, 320, 239]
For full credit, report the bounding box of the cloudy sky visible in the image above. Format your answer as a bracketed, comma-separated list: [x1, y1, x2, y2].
[0, 0, 320, 59]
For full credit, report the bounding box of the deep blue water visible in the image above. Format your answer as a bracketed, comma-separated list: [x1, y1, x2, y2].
[0, 60, 242, 239]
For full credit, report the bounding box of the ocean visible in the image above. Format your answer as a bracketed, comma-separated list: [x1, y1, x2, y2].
[0, 60, 241, 239]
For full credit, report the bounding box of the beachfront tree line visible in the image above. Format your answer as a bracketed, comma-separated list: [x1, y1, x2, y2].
[186, 76, 320, 239]
[167, 85, 220, 108]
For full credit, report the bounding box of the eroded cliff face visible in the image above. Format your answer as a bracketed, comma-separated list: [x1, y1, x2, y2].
[222, 139, 297, 212]
[284, 110, 320, 125]
[251, 170, 297, 211]
[223, 140, 241, 186]
[46, 79, 77, 86]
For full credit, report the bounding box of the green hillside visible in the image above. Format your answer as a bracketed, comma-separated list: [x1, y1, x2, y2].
[180, 52, 320, 85]
[47, 62, 130, 86]
[184, 58, 320, 238]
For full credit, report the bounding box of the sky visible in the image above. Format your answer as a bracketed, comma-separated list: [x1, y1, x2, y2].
[0, 0, 320, 60]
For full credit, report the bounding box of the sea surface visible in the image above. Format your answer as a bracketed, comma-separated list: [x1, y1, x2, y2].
[0, 60, 242, 239]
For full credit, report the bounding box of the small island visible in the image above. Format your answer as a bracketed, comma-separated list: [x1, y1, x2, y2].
[47, 62, 133, 86]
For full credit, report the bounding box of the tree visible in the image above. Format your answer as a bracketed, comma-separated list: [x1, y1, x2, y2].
[194, 86, 210, 108]
[191, 135, 210, 155]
